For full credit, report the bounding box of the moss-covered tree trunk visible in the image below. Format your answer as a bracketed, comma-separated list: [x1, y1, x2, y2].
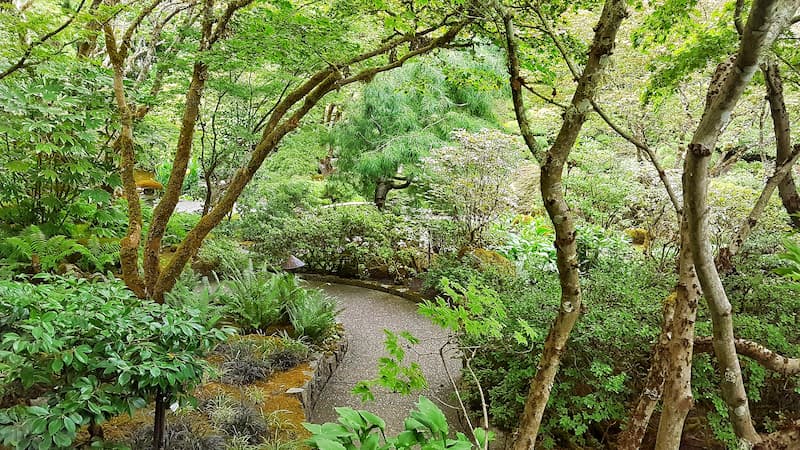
[149, 20, 471, 301]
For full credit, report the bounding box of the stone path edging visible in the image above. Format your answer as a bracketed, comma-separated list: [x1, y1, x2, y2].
[288, 334, 349, 417]
[297, 273, 426, 303]
[303, 282, 464, 435]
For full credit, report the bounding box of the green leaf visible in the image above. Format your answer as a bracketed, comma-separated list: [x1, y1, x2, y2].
[51, 357, 64, 373]
[28, 406, 49, 417]
[309, 437, 347, 450]
[63, 416, 75, 434]
[359, 410, 386, 431]
[52, 431, 73, 447]
[361, 432, 381, 450]
[335, 407, 366, 430]
[411, 397, 448, 435]
[48, 418, 63, 435]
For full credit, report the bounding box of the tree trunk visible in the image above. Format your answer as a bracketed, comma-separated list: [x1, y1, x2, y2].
[149, 21, 469, 301]
[681, 0, 799, 444]
[104, 25, 147, 298]
[616, 298, 675, 450]
[502, 2, 628, 448]
[76, 0, 103, 58]
[763, 61, 800, 228]
[374, 180, 391, 209]
[152, 390, 167, 450]
[655, 230, 700, 449]
[144, 60, 208, 297]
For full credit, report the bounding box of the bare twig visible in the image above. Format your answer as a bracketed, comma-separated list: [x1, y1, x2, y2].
[589, 99, 682, 215]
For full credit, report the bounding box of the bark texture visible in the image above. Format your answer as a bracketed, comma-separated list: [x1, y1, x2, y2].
[694, 337, 800, 376]
[655, 232, 700, 449]
[143, 0, 236, 298]
[616, 298, 675, 450]
[764, 61, 800, 228]
[104, 13, 155, 298]
[682, 0, 800, 445]
[503, 2, 628, 448]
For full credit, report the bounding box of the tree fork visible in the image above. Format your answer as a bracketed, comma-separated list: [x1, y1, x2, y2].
[682, 0, 800, 444]
[501, 1, 629, 448]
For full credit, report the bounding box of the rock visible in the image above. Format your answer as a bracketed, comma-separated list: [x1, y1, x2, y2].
[469, 248, 515, 276]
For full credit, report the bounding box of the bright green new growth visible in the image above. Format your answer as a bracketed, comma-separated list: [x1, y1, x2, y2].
[353, 330, 427, 403]
[330, 50, 502, 204]
[304, 396, 491, 450]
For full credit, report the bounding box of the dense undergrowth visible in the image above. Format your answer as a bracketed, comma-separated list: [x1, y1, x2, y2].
[2, 3, 800, 448]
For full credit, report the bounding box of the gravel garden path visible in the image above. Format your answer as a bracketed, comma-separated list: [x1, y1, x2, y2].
[306, 282, 465, 435]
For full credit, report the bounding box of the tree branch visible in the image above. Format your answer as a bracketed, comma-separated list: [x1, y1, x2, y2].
[590, 99, 683, 215]
[0, 0, 87, 80]
[682, 0, 800, 443]
[717, 143, 800, 270]
[120, 0, 167, 59]
[533, 6, 580, 81]
[151, 19, 470, 299]
[502, 9, 544, 161]
[694, 337, 800, 376]
[209, 0, 255, 45]
[522, 82, 567, 109]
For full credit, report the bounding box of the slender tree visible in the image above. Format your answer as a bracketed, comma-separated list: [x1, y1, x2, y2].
[764, 61, 800, 228]
[501, 0, 628, 447]
[103, 0, 476, 304]
[681, 0, 800, 444]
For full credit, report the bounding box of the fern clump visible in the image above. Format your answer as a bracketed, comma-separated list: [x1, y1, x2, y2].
[0, 225, 112, 275]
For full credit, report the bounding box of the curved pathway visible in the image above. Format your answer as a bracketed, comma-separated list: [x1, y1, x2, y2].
[306, 282, 465, 435]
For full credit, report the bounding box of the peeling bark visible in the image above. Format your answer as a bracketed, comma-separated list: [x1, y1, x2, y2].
[694, 337, 800, 376]
[502, 2, 629, 448]
[616, 298, 675, 450]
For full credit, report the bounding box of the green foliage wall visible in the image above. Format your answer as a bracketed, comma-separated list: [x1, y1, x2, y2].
[0, 275, 231, 449]
[329, 50, 502, 202]
[0, 61, 118, 231]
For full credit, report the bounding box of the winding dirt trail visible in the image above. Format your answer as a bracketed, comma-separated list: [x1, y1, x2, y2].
[306, 282, 465, 435]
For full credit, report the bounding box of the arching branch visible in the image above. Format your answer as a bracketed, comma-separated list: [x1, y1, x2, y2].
[589, 99, 682, 215]
[0, 0, 87, 80]
[694, 337, 800, 376]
